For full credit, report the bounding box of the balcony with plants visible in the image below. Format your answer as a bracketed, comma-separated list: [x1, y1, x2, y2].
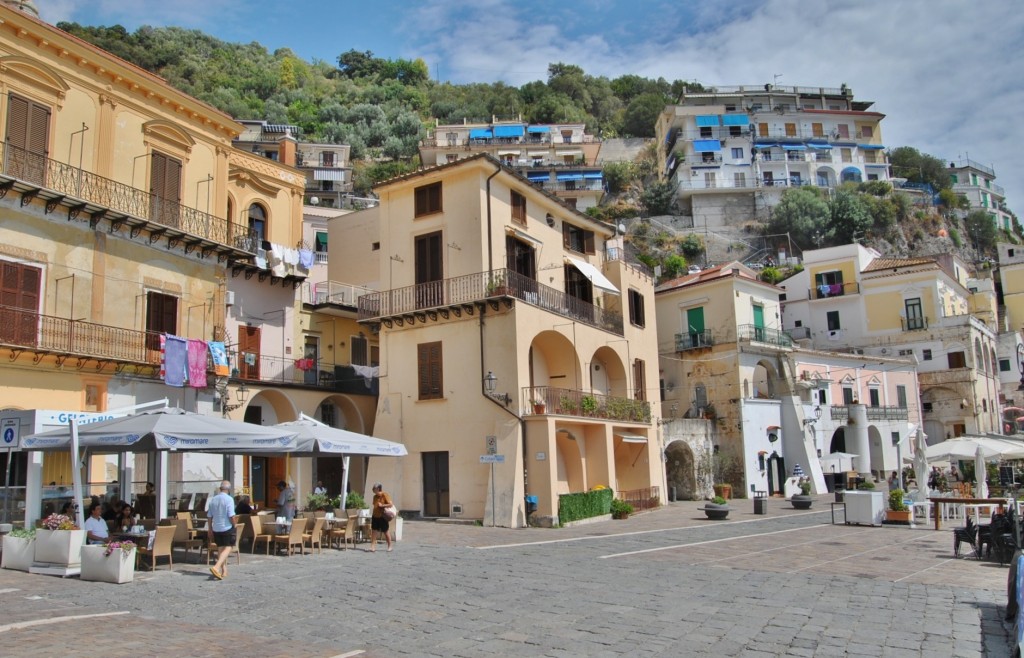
[524, 386, 650, 424]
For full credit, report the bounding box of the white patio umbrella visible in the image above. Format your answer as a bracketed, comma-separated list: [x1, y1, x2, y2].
[820, 451, 858, 472]
[975, 444, 988, 499]
[913, 429, 929, 493]
[274, 417, 409, 456]
[924, 436, 1024, 463]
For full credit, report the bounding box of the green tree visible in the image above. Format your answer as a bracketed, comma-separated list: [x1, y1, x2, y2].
[640, 180, 676, 216]
[964, 210, 998, 254]
[889, 146, 952, 192]
[602, 162, 636, 195]
[766, 187, 830, 249]
[622, 92, 667, 138]
[662, 254, 687, 279]
[828, 189, 872, 244]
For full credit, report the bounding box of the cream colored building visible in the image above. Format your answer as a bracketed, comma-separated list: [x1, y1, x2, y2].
[781, 244, 1000, 444]
[333, 153, 661, 526]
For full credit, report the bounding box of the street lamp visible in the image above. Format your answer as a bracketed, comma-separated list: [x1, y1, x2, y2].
[484, 371, 511, 406]
[802, 405, 823, 427]
[221, 382, 250, 415]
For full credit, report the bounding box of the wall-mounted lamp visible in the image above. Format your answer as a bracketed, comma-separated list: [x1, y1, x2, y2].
[484, 370, 511, 406]
[802, 405, 823, 427]
[219, 382, 250, 416]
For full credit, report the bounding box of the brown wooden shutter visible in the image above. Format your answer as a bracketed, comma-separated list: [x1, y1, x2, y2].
[633, 359, 646, 401]
[584, 230, 595, 254]
[1, 261, 41, 345]
[417, 342, 442, 399]
[5, 95, 29, 149]
[562, 223, 571, 249]
[6, 94, 50, 185]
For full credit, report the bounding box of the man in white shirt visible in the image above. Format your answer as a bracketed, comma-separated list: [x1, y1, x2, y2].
[207, 480, 236, 580]
[313, 480, 327, 496]
[84, 502, 109, 545]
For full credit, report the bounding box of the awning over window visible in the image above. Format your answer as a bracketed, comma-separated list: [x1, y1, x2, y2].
[556, 150, 583, 157]
[497, 149, 521, 156]
[754, 143, 777, 150]
[695, 115, 720, 127]
[315, 233, 327, 249]
[782, 145, 806, 151]
[469, 128, 492, 139]
[565, 256, 620, 295]
[807, 143, 832, 150]
[528, 151, 548, 157]
[526, 172, 549, 181]
[858, 144, 886, 150]
[616, 434, 648, 443]
[722, 114, 750, 126]
[583, 172, 603, 180]
[693, 140, 721, 152]
[556, 172, 583, 181]
[527, 126, 549, 133]
[506, 226, 543, 246]
[494, 125, 525, 138]
[313, 169, 346, 181]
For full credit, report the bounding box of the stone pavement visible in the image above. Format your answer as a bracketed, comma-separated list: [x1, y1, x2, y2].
[0, 496, 1015, 657]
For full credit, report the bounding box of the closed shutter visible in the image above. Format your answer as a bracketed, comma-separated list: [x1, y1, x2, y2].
[238, 325, 261, 380]
[145, 291, 178, 351]
[6, 93, 50, 185]
[150, 151, 182, 228]
[584, 230, 595, 254]
[0, 261, 41, 346]
[562, 223, 571, 249]
[417, 342, 442, 400]
[633, 359, 646, 401]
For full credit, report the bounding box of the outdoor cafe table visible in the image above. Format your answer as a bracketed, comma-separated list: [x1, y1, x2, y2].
[929, 497, 1008, 530]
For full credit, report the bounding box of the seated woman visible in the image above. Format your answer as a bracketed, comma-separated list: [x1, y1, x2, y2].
[116, 504, 136, 533]
[234, 495, 253, 515]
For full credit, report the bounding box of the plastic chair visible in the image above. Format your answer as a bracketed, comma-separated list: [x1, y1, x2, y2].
[137, 524, 175, 571]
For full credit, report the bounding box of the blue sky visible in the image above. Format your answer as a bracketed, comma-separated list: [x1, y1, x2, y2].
[42, 0, 1024, 213]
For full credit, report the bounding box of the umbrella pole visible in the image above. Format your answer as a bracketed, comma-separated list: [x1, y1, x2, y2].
[69, 419, 85, 529]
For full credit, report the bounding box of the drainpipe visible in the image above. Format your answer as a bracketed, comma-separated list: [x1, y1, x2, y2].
[485, 163, 500, 274]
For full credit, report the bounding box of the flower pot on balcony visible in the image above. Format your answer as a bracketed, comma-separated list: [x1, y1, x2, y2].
[1, 535, 35, 572]
[80, 545, 136, 584]
[532, 402, 546, 414]
[34, 529, 85, 567]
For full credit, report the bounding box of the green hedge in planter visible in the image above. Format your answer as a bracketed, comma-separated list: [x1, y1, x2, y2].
[558, 488, 613, 524]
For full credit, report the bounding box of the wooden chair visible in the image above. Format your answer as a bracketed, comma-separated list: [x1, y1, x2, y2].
[206, 526, 243, 566]
[273, 520, 307, 556]
[247, 514, 273, 555]
[329, 515, 356, 550]
[303, 517, 325, 555]
[171, 518, 204, 561]
[137, 524, 175, 571]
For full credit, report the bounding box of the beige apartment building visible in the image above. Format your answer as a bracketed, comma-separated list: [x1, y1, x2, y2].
[333, 154, 662, 526]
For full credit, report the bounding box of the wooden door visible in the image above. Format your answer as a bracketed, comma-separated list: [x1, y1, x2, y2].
[414, 231, 443, 309]
[422, 451, 449, 517]
[238, 326, 261, 380]
[0, 261, 41, 347]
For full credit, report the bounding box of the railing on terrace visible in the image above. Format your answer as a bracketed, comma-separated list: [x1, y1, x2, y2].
[227, 348, 377, 394]
[307, 280, 375, 306]
[603, 248, 654, 277]
[737, 324, 793, 347]
[831, 406, 848, 422]
[901, 316, 928, 331]
[616, 486, 661, 513]
[958, 158, 996, 178]
[523, 386, 651, 424]
[550, 182, 604, 193]
[358, 268, 623, 335]
[810, 281, 860, 300]
[675, 330, 715, 351]
[0, 142, 257, 253]
[0, 303, 161, 365]
[829, 405, 908, 422]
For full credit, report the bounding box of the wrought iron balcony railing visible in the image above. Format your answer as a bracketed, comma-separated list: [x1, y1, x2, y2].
[829, 405, 908, 422]
[675, 330, 715, 351]
[737, 324, 793, 347]
[358, 268, 623, 335]
[901, 316, 928, 331]
[524, 386, 650, 424]
[810, 281, 860, 300]
[0, 142, 257, 255]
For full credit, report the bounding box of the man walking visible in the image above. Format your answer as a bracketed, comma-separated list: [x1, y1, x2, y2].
[208, 480, 236, 580]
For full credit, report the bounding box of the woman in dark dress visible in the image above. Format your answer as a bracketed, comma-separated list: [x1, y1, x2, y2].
[370, 483, 393, 553]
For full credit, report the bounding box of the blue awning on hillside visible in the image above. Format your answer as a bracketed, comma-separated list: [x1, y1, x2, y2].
[583, 172, 603, 180]
[722, 114, 750, 126]
[527, 126, 549, 133]
[526, 172, 549, 181]
[693, 140, 721, 152]
[782, 145, 806, 151]
[556, 172, 584, 181]
[695, 115, 720, 127]
[754, 142, 777, 149]
[858, 144, 886, 150]
[469, 129, 492, 139]
[494, 125, 525, 138]
[807, 142, 832, 149]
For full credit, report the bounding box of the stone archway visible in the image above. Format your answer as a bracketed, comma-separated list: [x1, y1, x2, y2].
[665, 441, 696, 500]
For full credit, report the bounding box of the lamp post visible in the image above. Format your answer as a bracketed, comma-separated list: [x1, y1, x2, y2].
[484, 370, 511, 406]
[220, 382, 250, 416]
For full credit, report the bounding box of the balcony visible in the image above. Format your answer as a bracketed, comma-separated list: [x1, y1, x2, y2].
[305, 280, 375, 313]
[829, 405, 909, 422]
[737, 324, 793, 347]
[675, 330, 715, 352]
[524, 385, 650, 424]
[919, 367, 975, 387]
[358, 268, 623, 335]
[901, 316, 928, 331]
[230, 348, 378, 395]
[0, 142, 257, 258]
[810, 282, 860, 300]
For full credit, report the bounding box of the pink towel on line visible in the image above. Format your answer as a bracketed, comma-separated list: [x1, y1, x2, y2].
[187, 339, 208, 389]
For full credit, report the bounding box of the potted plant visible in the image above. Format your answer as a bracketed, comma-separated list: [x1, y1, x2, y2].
[486, 273, 508, 297]
[531, 399, 546, 414]
[35, 513, 84, 568]
[81, 540, 136, 584]
[558, 394, 578, 415]
[581, 395, 598, 417]
[701, 496, 730, 520]
[345, 492, 366, 510]
[305, 492, 331, 512]
[712, 483, 733, 500]
[791, 479, 813, 510]
[610, 498, 633, 520]
[886, 488, 911, 524]
[1, 527, 36, 572]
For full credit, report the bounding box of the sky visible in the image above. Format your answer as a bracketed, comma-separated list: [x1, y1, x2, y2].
[40, 0, 1024, 214]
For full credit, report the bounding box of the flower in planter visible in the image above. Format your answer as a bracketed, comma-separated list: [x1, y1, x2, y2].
[41, 514, 79, 531]
[103, 540, 136, 558]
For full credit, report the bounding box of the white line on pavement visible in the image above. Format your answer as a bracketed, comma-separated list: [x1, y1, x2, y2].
[0, 588, 20, 595]
[786, 532, 933, 573]
[325, 651, 365, 658]
[683, 529, 868, 565]
[893, 556, 960, 582]
[476, 509, 829, 550]
[599, 524, 830, 559]
[0, 610, 129, 634]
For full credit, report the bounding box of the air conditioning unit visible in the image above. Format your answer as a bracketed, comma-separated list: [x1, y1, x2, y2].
[225, 291, 235, 306]
[852, 348, 864, 355]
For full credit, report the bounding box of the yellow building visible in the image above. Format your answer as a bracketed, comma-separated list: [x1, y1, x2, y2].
[335, 154, 662, 526]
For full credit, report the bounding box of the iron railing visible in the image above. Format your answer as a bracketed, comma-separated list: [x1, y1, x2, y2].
[675, 330, 715, 351]
[523, 386, 651, 424]
[829, 405, 908, 422]
[306, 280, 375, 306]
[0, 142, 258, 253]
[358, 268, 623, 335]
[737, 324, 793, 347]
[901, 316, 928, 331]
[810, 281, 860, 300]
[616, 486, 661, 513]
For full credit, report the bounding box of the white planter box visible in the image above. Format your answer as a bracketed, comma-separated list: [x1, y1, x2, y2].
[1, 535, 35, 571]
[34, 529, 85, 567]
[844, 490, 885, 526]
[80, 545, 136, 584]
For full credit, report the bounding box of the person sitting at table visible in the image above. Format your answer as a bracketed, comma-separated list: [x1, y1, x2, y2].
[101, 499, 123, 525]
[314, 480, 327, 496]
[84, 502, 109, 545]
[60, 501, 77, 516]
[117, 504, 136, 533]
[234, 495, 253, 515]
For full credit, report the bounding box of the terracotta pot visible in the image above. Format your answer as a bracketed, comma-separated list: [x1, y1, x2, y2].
[713, 484, 733, 500]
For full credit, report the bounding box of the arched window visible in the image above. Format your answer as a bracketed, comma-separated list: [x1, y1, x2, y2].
[248, 203, 267, 245]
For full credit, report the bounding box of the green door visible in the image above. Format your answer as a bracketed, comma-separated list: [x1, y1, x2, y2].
[686, 307, 705, 347]
[752, 305, 765, 341]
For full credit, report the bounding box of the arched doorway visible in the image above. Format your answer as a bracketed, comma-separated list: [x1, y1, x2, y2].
[665, 441, 696, 500]
[829, 427, 847, 454]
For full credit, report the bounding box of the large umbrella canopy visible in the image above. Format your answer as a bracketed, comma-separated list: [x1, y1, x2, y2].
[274, 418, 408, 456]
[820, 451, 857, 472]
[975, 445, 989, 499]
[925, 436, 1024, 463]
[23, 407, 301, 453]
[913, 430, 929, 493]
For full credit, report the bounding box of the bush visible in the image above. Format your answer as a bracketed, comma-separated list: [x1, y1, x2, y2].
[888, 488, 907, 512]
[857, 480, 875, 490]
[949, 228, 962, 248]
[610, 498, 634, 515]
[558, 488, 614, 524]
[711, 496, 728, 505]
[305, 492, 330, 511]
[346, 492, 366, 509]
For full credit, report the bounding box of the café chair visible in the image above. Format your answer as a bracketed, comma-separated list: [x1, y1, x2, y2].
[137, 524, 175, 571]
[171, 519, 204, 561]
[247, 514, 273, 555]
[303, 517, 325, 555]
[329, 515, 357, 550]
[206, 527, 243, 566]
[273, 520, 306, 556]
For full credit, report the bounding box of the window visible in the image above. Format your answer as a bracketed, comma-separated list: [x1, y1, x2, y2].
[758, 122, 768, 137]
[785, 123, 796, 137]
[563, 198, 577, 209]
[837, 124, 850, 138]
[6, 93, 51, 185]
[320, 151, 335, 167]
[811, 123, 824, 137]
[861, 125, 873, 138]
[950, 173, 958, 184]
[562, 223, 595, 254]
[371, 242, 380, 251]
[633, 359, 646, 401]
[314, 231, 328, 254]
[145, 291, 177, 351]
[417, 342, 443, 400]
[414, 182, 442, 217]
[694, 384, 707, 409]
[733, 172, 746, 188]
[728, 125, 742, 137]
[922, 349, 932, 361]
[0, 260, 42, 345]
[842, 388, 854, 404]
[699, 126, 713, 138]
[351, 334, 368, 366]
[904, 298, 924, 330]
[868, 388, 880, 407]
[948, 351, 966, 368]
[896, 385, 907, 408]
[731, 147, 743, 159]
[1000, 359, 1012, 372]
[922, 401, 933, 413]
[826, 310, 841, 331]
[840, 148, 852, 163]
[511, 190, 527, 225]
[151, 151, 183, 227]
[704, 172, 716, 188]
[248, 204, 266, 245]
[628, 289, 645, 327]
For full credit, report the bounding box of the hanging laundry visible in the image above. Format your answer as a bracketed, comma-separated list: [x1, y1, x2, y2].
[164, 335, 187, 387]
[298, 249, 314, 269]
[351, 364, 379, 389]
[186, 340, 208, 388]
[244, 352, 257, 366]
[284, 248, 299, 266]
[159, 335, 167, 381]
[207, 341, 230, 376]
[254, 248, 268, 270]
